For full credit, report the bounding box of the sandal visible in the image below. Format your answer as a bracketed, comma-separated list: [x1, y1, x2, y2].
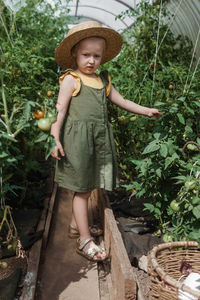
[76, 237, 108, 262]
[68, 225, 103, 239]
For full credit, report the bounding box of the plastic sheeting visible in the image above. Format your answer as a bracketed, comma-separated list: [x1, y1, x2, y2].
[165, 0, 200, 64]
[66, 0, 200, 61]
[66, 0, 139, 31]
[2, 0, 200, 59]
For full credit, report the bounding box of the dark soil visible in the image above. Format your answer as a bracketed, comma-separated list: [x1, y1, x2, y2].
[0, 163, 53, 300]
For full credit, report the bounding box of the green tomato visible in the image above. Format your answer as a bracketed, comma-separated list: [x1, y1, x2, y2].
[186, 144, 197, 151]
[129, 116, 137, 122]
[163, 233, 173, 243]
[193, 189, 198, 195]
[0, 262, 8, 269]
[170, 200, 180, 212]
[12, 241, 17, 250]
[118, 116, 129, 124]
[7, 244, 13, 250]
[184, 180, 196, 191]
[47, 113, 57, 124]
[37, 118, 51, 131]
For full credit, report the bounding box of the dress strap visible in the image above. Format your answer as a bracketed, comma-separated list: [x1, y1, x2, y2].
[100, 70, 111, 96]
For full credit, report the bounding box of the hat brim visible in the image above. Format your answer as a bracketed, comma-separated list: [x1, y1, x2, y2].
[55, 27, 122, 69]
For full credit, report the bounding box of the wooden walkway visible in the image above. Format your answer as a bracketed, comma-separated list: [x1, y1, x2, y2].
[35, 188, 102, 300]
[20, 183, 137, 300]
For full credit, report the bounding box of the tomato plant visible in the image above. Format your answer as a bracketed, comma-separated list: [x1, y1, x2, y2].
[0, 0, 70, 211]
[105, 1, 200, 243]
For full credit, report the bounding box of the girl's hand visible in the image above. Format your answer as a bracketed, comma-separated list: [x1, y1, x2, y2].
[51, 142, 65, 160]
[146, 108, 163, 118]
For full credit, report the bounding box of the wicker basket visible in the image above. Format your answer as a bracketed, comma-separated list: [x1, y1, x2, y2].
[148, 241, 200, 299]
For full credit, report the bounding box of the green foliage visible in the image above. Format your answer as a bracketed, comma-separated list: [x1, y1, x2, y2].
[105, 0, 200, 242]
[0, 0, 70, 206]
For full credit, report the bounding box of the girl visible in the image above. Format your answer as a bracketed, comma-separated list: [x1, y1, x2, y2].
[51, 21, 162, 262]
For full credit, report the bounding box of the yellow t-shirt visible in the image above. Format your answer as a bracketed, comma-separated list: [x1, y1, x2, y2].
[59, 70, 111, 97]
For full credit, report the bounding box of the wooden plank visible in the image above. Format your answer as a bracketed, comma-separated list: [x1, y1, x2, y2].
[36, 187, 100, 300]
[20, 182, 57, 300]
[41, 183, 57, 251]
[92, 189, 137, 300]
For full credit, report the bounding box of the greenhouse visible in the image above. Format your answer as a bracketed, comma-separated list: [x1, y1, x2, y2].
[0, 0, 200, 299]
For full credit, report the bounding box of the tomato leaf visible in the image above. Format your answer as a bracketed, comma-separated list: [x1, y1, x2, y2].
[156, 168, 162, 178]
[177, 113, 185, 125]
[45, 135, 56, 160]
[192, 205, 200, 219]
[142, 141, 160, 154]
[35, 131, 49, 143]
[153, 133, 161, 140]
[192, 196, 200, 204]
[143, 203, 155, 212]
[177, 96, 186, 102]
[160, 144, 168, 157]
[24, 102, 31, 121]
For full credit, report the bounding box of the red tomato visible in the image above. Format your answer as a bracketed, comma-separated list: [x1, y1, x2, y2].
[46, 90, 54, 97]
[34, 110, 45, 119]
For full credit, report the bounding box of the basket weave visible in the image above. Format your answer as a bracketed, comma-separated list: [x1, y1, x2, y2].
[148, 241, 200, 299]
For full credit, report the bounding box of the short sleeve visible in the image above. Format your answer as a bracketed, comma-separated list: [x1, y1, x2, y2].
[106, 75, 111, 97]
[59, 70, 81, 96]
[100, 70, 111, 97]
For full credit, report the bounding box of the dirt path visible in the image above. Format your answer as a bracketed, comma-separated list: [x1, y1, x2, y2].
[36, 188, 101, 300]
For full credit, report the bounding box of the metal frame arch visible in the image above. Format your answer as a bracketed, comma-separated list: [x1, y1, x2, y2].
[68, 4, 129, 27]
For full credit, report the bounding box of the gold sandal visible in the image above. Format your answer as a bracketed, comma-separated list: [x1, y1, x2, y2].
[68, 225, 103, 239]
[76, 237, 108, 262]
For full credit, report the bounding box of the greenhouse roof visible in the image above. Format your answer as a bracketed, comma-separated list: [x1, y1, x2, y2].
[64, 0, 200, 60]
[3, 0, 200, 60]
[65, 0, 142, 31]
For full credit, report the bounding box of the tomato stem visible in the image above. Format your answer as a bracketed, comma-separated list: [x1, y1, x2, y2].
[13, 125, 26, 138]
[1, 77, 11, 135]
[0, 205, 18, 242]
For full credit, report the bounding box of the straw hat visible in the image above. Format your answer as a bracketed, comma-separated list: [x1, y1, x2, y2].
[55, 21, 123, 69]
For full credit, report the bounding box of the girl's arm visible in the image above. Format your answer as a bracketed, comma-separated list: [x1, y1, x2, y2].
[50, 75, 76, 160]
[108, 84, 162, 118]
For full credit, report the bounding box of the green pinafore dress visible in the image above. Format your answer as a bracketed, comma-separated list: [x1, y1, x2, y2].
[54, 70, 119, 193]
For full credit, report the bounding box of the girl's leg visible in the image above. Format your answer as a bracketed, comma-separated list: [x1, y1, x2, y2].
[72, 192, 107, 259]
[72, 192, 91, 240]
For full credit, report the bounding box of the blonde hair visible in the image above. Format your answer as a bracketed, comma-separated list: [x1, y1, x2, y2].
[71, 36, 106, 63]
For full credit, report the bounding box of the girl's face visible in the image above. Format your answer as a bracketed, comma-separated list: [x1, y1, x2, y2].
[73, 37, 105, 75]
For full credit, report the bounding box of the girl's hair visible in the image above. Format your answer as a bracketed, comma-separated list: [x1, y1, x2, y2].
[71, 36, 107, 63]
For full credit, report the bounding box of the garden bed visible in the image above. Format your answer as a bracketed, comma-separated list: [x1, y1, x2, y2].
[0, 165, 55, 300]
[90, 188, 163, 300]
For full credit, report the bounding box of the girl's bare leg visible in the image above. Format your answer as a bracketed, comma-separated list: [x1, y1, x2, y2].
[72, 192, 107, 259]
[72, 192, 91, 239]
